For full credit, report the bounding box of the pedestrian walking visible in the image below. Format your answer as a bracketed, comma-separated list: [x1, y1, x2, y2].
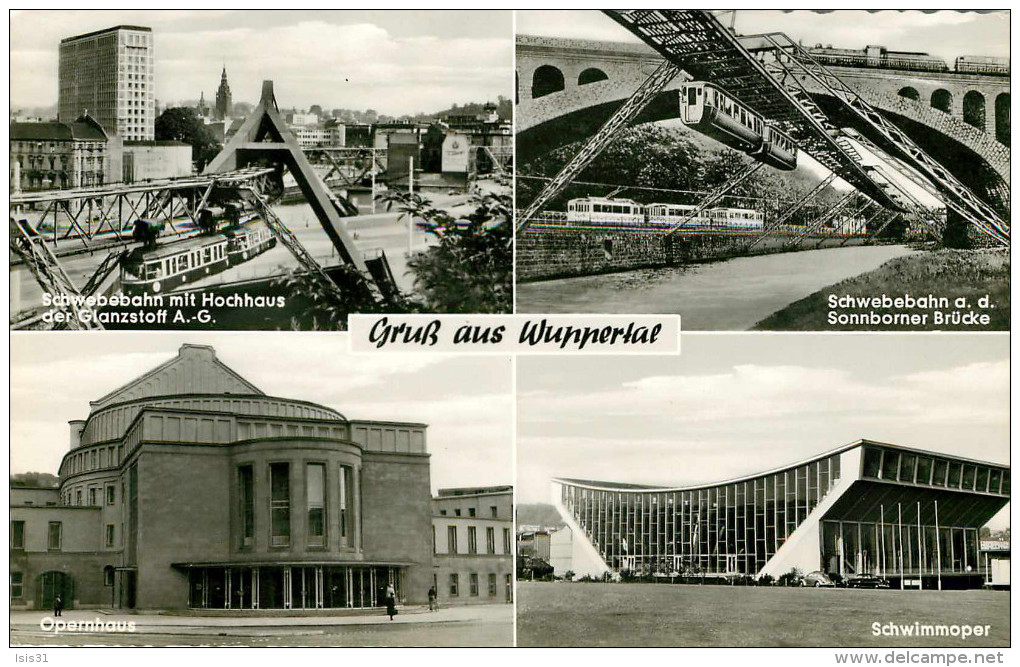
[54, 594, 64, 617]
[428, 584, 437, 611]
[385, 583, 397, 620]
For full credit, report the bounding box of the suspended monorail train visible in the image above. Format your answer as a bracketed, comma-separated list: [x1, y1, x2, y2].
[680, 81, 798, 172]
[120, 220, 277, 296]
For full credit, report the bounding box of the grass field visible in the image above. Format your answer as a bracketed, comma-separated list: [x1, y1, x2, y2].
[516, 582, 1009, 647]
[754, 248, 1009, 331]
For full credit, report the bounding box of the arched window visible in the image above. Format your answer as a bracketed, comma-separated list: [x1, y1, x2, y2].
[931, 89, 952, 113]
[898, 86, 920, 101]
[532, 65, 565, 99]
[578, 68, 609, 86]
[963, 90, 986, 129]
[995, 93, 1009, 146]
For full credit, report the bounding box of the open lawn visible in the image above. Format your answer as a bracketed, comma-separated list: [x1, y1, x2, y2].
[516, 582, 1009, 648]
[754, 248, 1009, 331]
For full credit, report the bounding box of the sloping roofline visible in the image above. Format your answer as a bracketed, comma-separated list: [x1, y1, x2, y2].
[89, 344, 264, 408]
[554, 438, 1009, 494]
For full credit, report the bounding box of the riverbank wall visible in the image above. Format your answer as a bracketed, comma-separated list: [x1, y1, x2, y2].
[516, 228, 871, 282]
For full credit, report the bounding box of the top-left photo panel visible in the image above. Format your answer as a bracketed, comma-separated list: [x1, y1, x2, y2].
[10, 10, 514, 331]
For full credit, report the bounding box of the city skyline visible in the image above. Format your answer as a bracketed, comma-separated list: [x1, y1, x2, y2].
[11, 10, 513, 117]
[10, 333, 514, 495]
[516, 334, 1009, 530]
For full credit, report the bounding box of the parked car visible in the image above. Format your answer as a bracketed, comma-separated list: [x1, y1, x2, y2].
[802, 571, 836, 587]
[845, 574, 891, 589]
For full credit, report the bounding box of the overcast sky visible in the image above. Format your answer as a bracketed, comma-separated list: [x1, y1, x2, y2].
[10, 333, 512, 494]
[517, 334, 1009, 529]
[517, 10, 1009, 62]
[10, 10, 513, 115]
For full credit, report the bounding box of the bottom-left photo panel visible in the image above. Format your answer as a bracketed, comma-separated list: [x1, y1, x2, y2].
[9, 332, 514, 647]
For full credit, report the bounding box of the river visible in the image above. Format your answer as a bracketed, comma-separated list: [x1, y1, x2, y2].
[515, 245, 917, 331]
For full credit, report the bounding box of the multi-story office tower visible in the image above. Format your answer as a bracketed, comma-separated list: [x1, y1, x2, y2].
[58, 25, 155, 142]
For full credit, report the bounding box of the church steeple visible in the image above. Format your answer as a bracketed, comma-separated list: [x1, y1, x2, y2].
[215, 66, 232, 121]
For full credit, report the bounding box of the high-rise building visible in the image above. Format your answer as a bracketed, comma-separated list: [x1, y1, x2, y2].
[215, 66, 232, 121]
[58, 25, 155, 142]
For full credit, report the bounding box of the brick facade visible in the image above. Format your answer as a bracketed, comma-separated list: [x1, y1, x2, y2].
[10, 344, 438, 611]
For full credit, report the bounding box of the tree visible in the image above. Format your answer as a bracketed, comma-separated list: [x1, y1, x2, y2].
[379, 190, 513, 314]
[11, 472, 59, 488]
[155, 107, 219, 170]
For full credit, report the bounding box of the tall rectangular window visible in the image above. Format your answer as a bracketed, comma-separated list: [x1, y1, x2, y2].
[48, 522, 62, 551]
[468, 526, 478, 554]
[490, 506, 498, 519]
[239, 465, 254, 548]
[486, 527, 495, 554]
[449, 573, 459, 597]
[503, 528, 511, 554]
[89, 487, 97, 506]
[106, 485, 116, 506]
[448, 526, 458, 554]
[270, 462, 291, 547]
[11, 572, 24, 599]
[488, 573, 497, 596]
[11, 521, 25, 549]
[106, 524, 115, 548]
[307, 463, 326, 547]
[469, 573, 479, 596]
[339, 465, 354, 547]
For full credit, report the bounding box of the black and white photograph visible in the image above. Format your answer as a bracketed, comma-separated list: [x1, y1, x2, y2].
[514, 10, 1009, 331]
[10, 10, 513, 331]
[3, 6, 1014, 661]
[9, 333, 513, 646]
[515, 334, 1009, 647]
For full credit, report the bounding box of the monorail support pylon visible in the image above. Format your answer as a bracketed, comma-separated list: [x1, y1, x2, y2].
[787, 190, 856, 248]
[747, 33, 1008, 246]
[747, 173, 837, 249]
[866, 211, 901, 244]
[842, 205, 890, 247]
[205, 81, 381, 293]
[661, 161, 765, 237]
[516, 59, 682, 234]
[9, 218, 103, 330]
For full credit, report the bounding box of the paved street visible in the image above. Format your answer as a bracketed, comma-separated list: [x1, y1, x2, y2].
[10, 603, 513, 647]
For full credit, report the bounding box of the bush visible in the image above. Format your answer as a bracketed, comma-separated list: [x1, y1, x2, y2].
[378, 190, 512, 314]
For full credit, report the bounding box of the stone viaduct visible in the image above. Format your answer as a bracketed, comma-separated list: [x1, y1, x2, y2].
[516, 35, 1010, 210]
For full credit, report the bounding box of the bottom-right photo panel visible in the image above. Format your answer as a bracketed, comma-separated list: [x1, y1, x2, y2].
[515, 334, 1009, 648]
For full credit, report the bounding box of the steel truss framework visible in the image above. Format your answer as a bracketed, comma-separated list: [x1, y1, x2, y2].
[9, 167, 276, 246]
[516, 59, 682, 233]
[747, 173, 837, 249]
[241, 187, 355, 307]
[304, 147, 388, 189]
[742, 32, 1008, 246]
[661, 161, 764, 237]
[9, 218, 102, 330]
[787, 190, 858, 247]
[604, 10, 899, 209]
[518, 10, 1007, 248]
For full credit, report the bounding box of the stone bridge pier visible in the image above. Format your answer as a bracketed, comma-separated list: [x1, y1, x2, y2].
[516, 34, 1010, 214]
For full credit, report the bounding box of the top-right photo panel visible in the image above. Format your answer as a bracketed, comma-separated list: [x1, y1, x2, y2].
[514, 10, 1009, 331]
